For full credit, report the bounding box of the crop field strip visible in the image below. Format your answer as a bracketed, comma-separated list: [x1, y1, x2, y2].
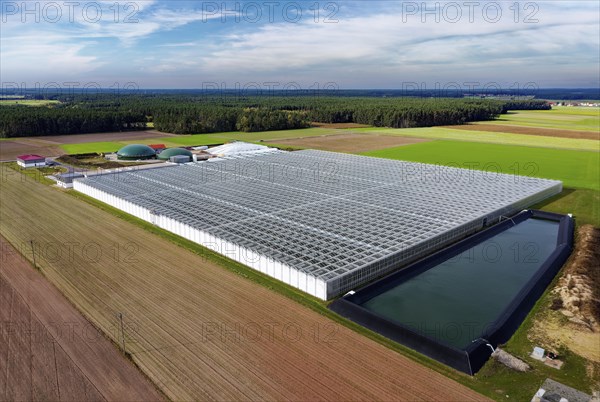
[265, 133, 431, 152]
[75, 150, 561, 299]
[351, 127, 599, 152]
[362, 140, 600, 227]
[3, 108, 597, 158]
[484, 108, 600, 131]
[57, 125, 600, 156]
[363, 141, 600, 191]
[455, 123, 599, 140]
[0, 236, 162, 401]
[0, 169, 488, 401]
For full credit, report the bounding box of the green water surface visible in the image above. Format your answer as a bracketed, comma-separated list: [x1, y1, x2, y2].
[361, 219, 560, 349]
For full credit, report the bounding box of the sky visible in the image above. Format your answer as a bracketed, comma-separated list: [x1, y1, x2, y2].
[1, 0, 599, 89]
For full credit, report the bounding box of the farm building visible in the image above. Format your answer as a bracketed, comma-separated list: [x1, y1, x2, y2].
[74, 150, 562, 300]
[17, 154, 46, 168]
[117, 144, 156, 160]
[54, 172, 85, 189]
[149, 144, 167, 153]
[157, 148, 193, 161]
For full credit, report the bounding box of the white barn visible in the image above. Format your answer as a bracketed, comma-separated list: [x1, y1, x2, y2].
[17, 154, 46, 168]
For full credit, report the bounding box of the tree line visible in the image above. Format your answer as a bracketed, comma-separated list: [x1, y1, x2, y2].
[0, 106, 145, 137]
[0, 95, 550, 138]
[500, 100, 551, 111]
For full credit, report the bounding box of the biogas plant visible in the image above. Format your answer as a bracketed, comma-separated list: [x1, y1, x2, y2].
[73, 144, 573, 373]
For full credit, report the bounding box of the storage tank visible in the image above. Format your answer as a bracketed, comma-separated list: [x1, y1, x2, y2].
[116, 144, 156, 160]
[158, 148, 193, 161]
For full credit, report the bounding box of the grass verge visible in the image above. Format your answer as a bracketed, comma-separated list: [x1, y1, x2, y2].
[1, 162, 65, 185]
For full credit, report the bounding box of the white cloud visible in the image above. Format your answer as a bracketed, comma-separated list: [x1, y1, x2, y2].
[1, 1, 598, 87]
[178, 2, 599, 87]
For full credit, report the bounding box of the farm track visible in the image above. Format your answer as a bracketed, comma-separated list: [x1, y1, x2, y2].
[0, 237, 163, 401]
[447, 124, 600, 140]
[0, 171, 489, 401]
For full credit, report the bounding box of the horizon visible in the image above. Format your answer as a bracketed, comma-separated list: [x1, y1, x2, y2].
[2, 87, 599, 93]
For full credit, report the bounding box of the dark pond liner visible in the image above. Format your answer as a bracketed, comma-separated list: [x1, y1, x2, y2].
[329, 210, 574, 375]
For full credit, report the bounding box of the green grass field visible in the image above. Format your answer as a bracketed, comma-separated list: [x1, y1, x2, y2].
[352, 107, 599, 151]
[59, 137, 229, 154]
[533, 188, 599, 227]
[60, 141, 125, 154]
[363, 141, 599, 190]
[161, 127, 343, 143]
[485, 107, 599, 131]
[44, 108, 600, 155]
[58, 128, 343, 154]
[60, 120, 600, 155]
[352, 126, 598, 151]
[363, 140, 600, 226]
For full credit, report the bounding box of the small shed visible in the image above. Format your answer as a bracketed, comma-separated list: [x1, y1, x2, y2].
[149, 144, 167, 154]
[55, 172, 85, 189]
[17, 154, 46, 168]
[170, 155, 191, 164]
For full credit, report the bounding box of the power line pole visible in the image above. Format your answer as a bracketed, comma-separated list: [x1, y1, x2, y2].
[30, 240, 37, 269]
[117, 313, 126, 353]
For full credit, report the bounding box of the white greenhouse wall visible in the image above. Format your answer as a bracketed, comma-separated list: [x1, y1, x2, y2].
[73, 179, 329, 300]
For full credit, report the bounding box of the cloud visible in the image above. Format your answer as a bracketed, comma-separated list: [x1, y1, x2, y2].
[185, 2, 599, 87]
[0, 1, 222, 83]
[1, 1, 598, 87]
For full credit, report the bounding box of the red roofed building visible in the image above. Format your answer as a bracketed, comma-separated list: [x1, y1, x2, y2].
[148, 144, 166, 154]
[17, 154, 46, 168]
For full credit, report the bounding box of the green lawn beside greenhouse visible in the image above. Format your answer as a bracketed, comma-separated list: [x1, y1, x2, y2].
[362, 140, 599, 190]
[363, 140, 600, 226]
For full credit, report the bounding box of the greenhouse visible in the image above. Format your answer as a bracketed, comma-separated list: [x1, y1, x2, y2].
[73, 150, 562, 300]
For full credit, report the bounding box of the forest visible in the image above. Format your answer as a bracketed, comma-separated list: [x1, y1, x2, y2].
[0, 95, 550, 138]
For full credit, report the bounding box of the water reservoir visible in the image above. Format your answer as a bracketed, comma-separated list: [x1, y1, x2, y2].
[330, 210, 573, 374]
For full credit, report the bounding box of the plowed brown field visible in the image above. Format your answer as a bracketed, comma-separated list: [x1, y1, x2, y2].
[446, 124, 600, 140]
[268, 133, 430, 153]
[0, 130, 174, 160]
[0, 237, 163, 401]
[0, 171, 489, 401]
[311, 122, 372, 129]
